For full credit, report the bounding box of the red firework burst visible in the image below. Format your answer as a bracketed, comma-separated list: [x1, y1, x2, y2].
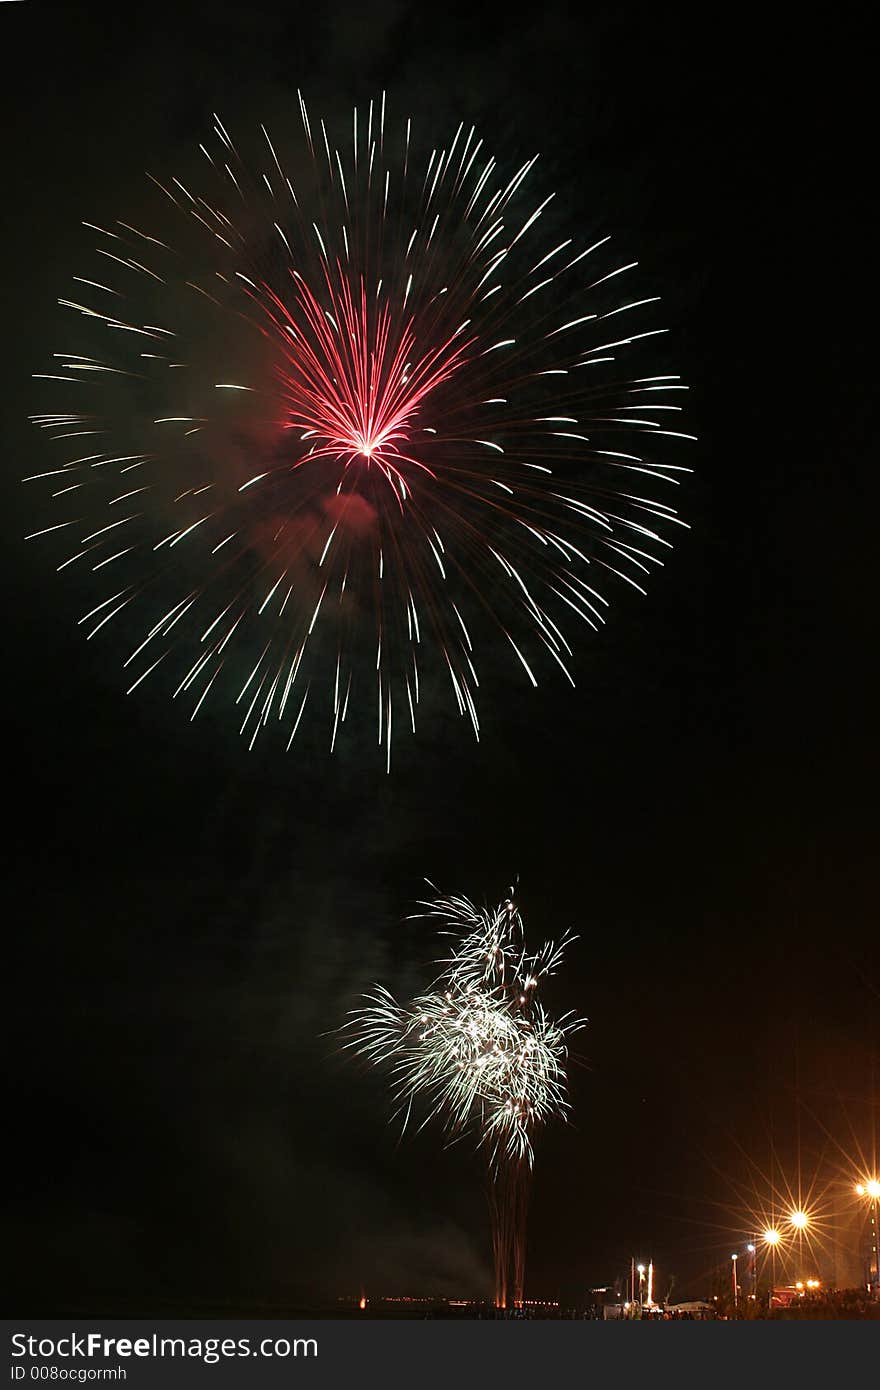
[28, 93, 693, 764]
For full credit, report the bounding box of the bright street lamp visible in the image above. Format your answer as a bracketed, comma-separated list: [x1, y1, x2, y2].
[854, 1178, 880, 1297]
[755, 1227, 781, 1307]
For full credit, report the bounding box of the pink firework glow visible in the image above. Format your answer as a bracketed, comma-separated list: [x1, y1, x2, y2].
[27, 94, 693, 764]
[263, 270, 471, 491]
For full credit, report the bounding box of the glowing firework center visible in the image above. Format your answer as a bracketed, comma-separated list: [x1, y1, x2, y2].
[268, 268, 470, 496]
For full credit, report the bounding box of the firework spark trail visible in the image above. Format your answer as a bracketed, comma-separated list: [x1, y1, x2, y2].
[345, 889, 585, 1305]
[28, 94, 693, 762]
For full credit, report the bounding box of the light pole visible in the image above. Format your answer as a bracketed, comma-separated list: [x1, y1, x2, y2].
[788, 1208, 809, 1283]
[637, 1264, 646, 1309]
[855, 1179, 880, 1297]
[747, 1243, 757, 1302]
[761, 1227, 781, 1304]
[731, 1254, 739, 1309]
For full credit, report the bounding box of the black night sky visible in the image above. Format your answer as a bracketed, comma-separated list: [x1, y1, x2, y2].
[4, 2, 876, 1314]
